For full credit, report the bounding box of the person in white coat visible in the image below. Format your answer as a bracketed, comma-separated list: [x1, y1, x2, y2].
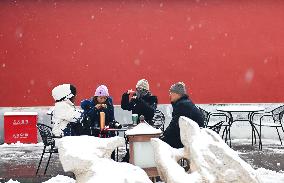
[51, 84, 82, 136]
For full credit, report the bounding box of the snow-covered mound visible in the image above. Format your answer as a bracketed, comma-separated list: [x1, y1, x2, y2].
[42, 175, 75, 183]
[151, 116, 262, 183]
[256, 168, 284, 183]
[57, 135, 152, 183]
[125, 122, 162, 136]
[5, 180, 20, 183]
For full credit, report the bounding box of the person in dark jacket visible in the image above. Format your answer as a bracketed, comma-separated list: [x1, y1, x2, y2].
[121, 79, 158, 125]
[160, 82, 204, 148]
[80, 85, 115, 136]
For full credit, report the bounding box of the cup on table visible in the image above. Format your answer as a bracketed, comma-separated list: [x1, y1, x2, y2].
[100, 112, 105, 130]
[132, 114, 138, 125]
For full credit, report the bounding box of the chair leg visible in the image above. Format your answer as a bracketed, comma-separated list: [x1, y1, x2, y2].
[281, 125, 284, 140]
[222, 126, 227, 140]
[36, 146, 46, 175]
[44, 152, 53, 175]
[281, 125, 284, 133]
[259, 125, 262, 150]
[254, 127, 257, 145]
[276, 127, 282, 145]
[223, 127, 227, 142]
[224, 126, 230, 145]
[251, 126, 254, 146]
[229, 127, 232, 147]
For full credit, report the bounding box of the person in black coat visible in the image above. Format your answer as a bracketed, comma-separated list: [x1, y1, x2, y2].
[121, 79, 158, 125]
[160, 82, 204, 148]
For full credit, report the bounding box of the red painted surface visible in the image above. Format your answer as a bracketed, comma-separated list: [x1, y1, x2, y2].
[4, 114, 38, 144]
[0, 1, 284, 106]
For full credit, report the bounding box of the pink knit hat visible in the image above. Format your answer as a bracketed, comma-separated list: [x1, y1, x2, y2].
[95, 85, 109, 96]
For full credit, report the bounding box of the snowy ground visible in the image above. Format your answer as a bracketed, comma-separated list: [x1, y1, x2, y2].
[0, 139, 284, 183]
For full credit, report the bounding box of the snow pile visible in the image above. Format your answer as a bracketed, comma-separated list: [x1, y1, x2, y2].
[151, 116, 262, 183]
[0, 142, 43, 147]
[125, 122, 162, 135]
[256, 168, 284, 183]
[5, 180, 20, 183]
[4, 112, 38, 116]
[42, 175, 75, 183]
[57, 135, 152, 183]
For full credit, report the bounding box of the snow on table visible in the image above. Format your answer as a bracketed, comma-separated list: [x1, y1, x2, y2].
[125, 122, 162, 136]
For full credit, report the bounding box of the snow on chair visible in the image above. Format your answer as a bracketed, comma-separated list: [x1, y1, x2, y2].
[36, 123, 61, 175]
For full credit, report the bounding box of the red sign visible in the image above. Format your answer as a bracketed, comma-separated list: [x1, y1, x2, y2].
[4, 112, 38, 144]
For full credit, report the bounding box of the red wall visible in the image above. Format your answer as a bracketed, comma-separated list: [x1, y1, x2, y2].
[0, 1, 284, 106]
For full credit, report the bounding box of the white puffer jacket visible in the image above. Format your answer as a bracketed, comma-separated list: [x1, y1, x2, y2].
[52, 99, 81, 136]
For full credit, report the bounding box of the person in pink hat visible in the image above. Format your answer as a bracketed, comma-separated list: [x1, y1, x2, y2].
[80, 85, 117, 137]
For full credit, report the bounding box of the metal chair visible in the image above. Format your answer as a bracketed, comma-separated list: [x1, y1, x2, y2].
[36, 123, 61, 175]
[152, 109, 166, 131]
[252, 105, 284, 149]
[198, 107, 230, 142]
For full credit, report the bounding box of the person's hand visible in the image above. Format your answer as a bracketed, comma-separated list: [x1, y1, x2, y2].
[95, 104, 102, 109]
[127, 89, 135, 95]
[101, 104, 107, 108]
[131, 96, 137, 100]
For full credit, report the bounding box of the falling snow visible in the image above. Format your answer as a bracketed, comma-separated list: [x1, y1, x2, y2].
[15, 29, 23, 39]
[245, 69, 254, 83]
[139, 49, 144, 55]
[189, 25, 195, 31]
[30, 80, 35, 85]
[134, 59, 140, 66]
[47, 81, 53, 87]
